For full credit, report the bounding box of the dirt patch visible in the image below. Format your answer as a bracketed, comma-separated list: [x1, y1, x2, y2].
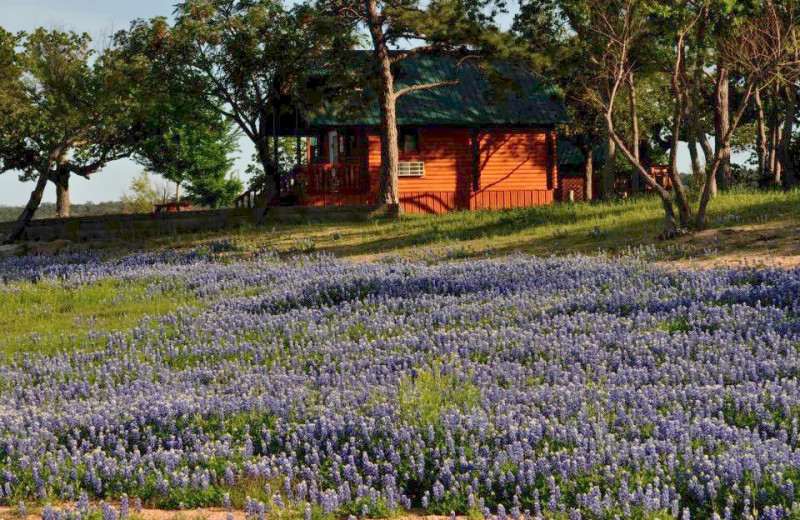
[670, 254, 800, 270]
[666, 221, 800, 269]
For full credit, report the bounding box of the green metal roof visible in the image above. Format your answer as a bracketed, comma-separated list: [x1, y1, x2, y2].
[557, 139, 606, 167]
[310, 52, 569, 127]
[558, 139, 585, 166]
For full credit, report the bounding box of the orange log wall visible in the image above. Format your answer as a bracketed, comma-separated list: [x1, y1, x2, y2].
[366, 128, 555, 214]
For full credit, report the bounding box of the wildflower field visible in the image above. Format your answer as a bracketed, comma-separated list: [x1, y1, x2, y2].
[2, 247, 800, 520]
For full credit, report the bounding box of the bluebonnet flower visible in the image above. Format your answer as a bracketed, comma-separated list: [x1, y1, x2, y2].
[1, 252, 799, 518]
[120, 494, 129, 520]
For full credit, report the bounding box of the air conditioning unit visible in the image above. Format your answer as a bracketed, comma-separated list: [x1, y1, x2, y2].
[398, 161, 425, 177]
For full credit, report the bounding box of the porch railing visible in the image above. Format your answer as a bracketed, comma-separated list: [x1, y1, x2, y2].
[234, 188, 261, 209]
[304, 163, 365, 194]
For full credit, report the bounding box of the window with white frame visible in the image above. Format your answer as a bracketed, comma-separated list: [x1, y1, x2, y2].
[398, 161, 425, 177]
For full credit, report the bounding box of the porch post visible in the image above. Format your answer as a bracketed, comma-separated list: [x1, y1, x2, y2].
[295, 105, 302, 167]
[547, 131, 559, 193]
[471, 128, 480, 191]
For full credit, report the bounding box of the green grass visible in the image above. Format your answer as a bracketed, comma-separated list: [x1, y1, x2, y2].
[133, 188, 800, 262]
[3, 189, 797, 361]
[0, 278, 197, 358]
[397, 366, 481, 427]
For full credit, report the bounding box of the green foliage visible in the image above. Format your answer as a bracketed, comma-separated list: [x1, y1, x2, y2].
[112, 19, 244, 208]
[0, 25, 178, 229]
[135, 113, 242, 208]
[120, 171, 174, 214]
[168, 0, 357, 184]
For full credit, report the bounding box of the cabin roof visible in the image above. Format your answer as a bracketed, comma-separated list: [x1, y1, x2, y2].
[310, 52, 569, 128]
[557, 139, 607, 167]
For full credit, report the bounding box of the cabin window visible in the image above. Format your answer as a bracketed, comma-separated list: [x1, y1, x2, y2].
[398, 161, 425, 177]
[399, 128, 420, 154]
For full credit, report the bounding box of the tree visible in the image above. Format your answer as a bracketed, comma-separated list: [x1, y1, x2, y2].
[170, 0, 356, 205]
[112, 18, 245, 209]
[514, 0, 670, 200]
[596, 0, 800, 234]
[319, 0, 510, 210]
[514, 0, 604, 199]
[0, 28, 150, 243]
[120, 171, 173, 213]
[135, 110, 242, 208]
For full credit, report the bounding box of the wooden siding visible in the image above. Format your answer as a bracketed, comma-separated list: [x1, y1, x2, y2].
[471, 189, 553, 210]
[398, 190, 553, 214]
[476, 131, 549, 191]
[334, 127, 557, 214]
[367, 129, 474, 196]
[399, 191, 469, 214]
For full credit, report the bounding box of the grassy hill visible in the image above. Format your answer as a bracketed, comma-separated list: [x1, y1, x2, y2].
[143, 188, 800, 266]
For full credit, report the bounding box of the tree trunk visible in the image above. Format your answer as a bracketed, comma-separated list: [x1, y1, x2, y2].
[377, 83, 400, 208]
[766, 83, 782, 184]
[669, 85, 692, 229]
[755, 88, 769, 180]
[3, 174, 49, 244]
[714, 63, 730, 192]
[769, 106, 781, 184]
[776, 125, 784, 183]
[367, 0, 399, 210]
[256, 138, 278, 199]
[295, 105, 302, 167]
[628, 72, 641, 194]
[780, 85, 796, 188]
[608, 129, 677, 236]
[272, 112, 281, 198]
[584, 146, 594, 201]
[601, 122, 616, 199]
[55, 171, 70, 218]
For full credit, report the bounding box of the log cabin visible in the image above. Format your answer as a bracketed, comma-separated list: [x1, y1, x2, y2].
[239, 54, 571, 214]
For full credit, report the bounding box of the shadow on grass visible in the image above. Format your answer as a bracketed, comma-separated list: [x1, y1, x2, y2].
[312, 191, 800, 259]
[314, 198, 666, 258]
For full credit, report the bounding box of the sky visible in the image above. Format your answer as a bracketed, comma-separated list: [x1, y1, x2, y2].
[0, 0, 735, 206]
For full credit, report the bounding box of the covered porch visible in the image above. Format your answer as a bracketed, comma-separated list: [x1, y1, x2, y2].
[234, 126, 374, 209]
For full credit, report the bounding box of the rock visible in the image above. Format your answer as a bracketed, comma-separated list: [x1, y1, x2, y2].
[26, 239, 74, 256]
[0, 243, 23, 256]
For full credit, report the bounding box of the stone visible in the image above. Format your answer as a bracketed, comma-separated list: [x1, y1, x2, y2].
[0, 244, 23, 256]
